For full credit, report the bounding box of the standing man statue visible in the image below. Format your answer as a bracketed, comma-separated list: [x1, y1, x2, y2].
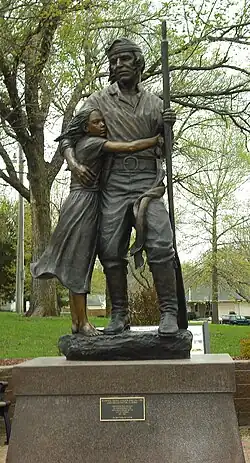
[60, 37, 187, 337]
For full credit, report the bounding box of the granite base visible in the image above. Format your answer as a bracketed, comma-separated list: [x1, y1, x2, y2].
[7, 355, 245, 463]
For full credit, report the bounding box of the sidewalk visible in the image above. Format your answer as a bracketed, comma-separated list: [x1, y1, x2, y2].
[242, 428, 250, 462]
[0, 446, 7, 463]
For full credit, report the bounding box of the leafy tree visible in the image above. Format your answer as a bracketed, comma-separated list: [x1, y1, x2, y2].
[0, 197, 17, 302]
[177, 124, 250, 322]
[217, 222, 250, 301]
[182, 240, 250, 305]
[0, 0, 163, 315]
[0, 196, 33, 305]
[0, 0, 249, 316]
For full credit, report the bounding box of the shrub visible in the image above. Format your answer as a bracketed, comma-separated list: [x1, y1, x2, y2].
[240, 339, 250, 359]
[128, 285, 160, 326]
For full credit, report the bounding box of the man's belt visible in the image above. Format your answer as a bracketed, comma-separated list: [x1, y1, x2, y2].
[111, 155, 156, 171]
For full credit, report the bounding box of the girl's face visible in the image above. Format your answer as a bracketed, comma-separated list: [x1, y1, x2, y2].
[86, 110, 107, 137]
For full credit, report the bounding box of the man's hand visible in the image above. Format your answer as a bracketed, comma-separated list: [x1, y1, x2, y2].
[156, 134, 164, 148]
[70, 161, 96, 186]
[162, 108, 176, 126]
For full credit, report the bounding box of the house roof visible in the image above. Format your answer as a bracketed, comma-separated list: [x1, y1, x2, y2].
[187, 286, 243, 302]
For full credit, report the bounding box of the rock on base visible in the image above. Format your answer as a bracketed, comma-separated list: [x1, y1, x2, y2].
[58, 329, 192, 360]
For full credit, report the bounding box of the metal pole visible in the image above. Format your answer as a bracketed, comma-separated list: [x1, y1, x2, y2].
[202, 321, 211, 354]
[161, 20, 176, 246]
[161, 20, 188, 329]
[15, 143, 24, 313]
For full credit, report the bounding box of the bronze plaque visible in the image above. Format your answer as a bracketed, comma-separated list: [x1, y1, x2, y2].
[100, 396, 146, 422]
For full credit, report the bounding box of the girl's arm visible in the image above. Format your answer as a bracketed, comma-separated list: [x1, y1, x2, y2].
[60, 140, 96, 185]
[102, 135, 161, 153]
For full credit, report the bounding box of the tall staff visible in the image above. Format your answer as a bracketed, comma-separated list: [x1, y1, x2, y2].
[161, 20, 188, 329]
[161, 20, 176, 245]
[15, 143, 24, 314]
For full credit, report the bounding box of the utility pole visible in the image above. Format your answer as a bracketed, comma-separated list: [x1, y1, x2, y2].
[15, 143, 24, 313]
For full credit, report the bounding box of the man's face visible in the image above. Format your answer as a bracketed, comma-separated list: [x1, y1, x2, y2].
[109, 51, 137, 85]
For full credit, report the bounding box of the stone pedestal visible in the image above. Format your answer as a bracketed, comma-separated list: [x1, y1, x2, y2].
[7, 355, 245, 463]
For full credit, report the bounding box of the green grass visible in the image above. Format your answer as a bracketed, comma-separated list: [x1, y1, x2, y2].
[0, 312, 109, 358]
[209, 323, 250, 357]
[0, 312, 249, 358]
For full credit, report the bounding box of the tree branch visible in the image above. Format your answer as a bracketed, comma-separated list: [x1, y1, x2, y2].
[0, 170, 30, 201]
[171, 82, 250, 99]
[0, 71, 30, 144]
[0, 141, 17, 177]
[24, 11, 61, 135]
[48, 39, 102, 185]
[0, 141, 30, 200]
[217, 217, 250, 241]
[128, 259, 151, 290]
[171, 98, 250, 133]
[47, 77, 90, 186]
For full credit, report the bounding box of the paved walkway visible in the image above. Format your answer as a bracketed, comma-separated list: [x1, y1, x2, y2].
[0, 446, 7, 463]
[242, 429, 250, 462]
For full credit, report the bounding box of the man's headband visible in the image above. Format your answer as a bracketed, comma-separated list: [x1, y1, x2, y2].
[106, 38, 143, 59]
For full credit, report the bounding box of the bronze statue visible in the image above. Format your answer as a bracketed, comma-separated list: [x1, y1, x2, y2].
[31, 107, 161, 335]
[59, 37, 186, 337]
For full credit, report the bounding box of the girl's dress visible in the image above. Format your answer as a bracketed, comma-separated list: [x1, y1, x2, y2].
[31, 136, 106, 293]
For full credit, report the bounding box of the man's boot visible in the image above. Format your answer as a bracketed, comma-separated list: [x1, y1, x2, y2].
[103, 266, 130, 335]
[150, 262, 179, 337]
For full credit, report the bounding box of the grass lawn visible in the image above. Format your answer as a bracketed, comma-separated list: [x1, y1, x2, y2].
[209, 323, 250, 357]
[0, 312, 249, 358]
[0, 312, 108, 358]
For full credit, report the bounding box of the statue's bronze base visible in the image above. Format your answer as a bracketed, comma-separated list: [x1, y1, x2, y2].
[58, 329, 192, 361]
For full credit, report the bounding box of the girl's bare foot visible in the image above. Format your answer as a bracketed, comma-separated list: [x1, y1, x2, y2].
[78, 322, 102, 336]
[71, 324, 78, 334]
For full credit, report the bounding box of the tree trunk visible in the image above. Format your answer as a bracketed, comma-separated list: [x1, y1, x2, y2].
[26, 164, 58, 316]
[211, 208, 219, 324]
